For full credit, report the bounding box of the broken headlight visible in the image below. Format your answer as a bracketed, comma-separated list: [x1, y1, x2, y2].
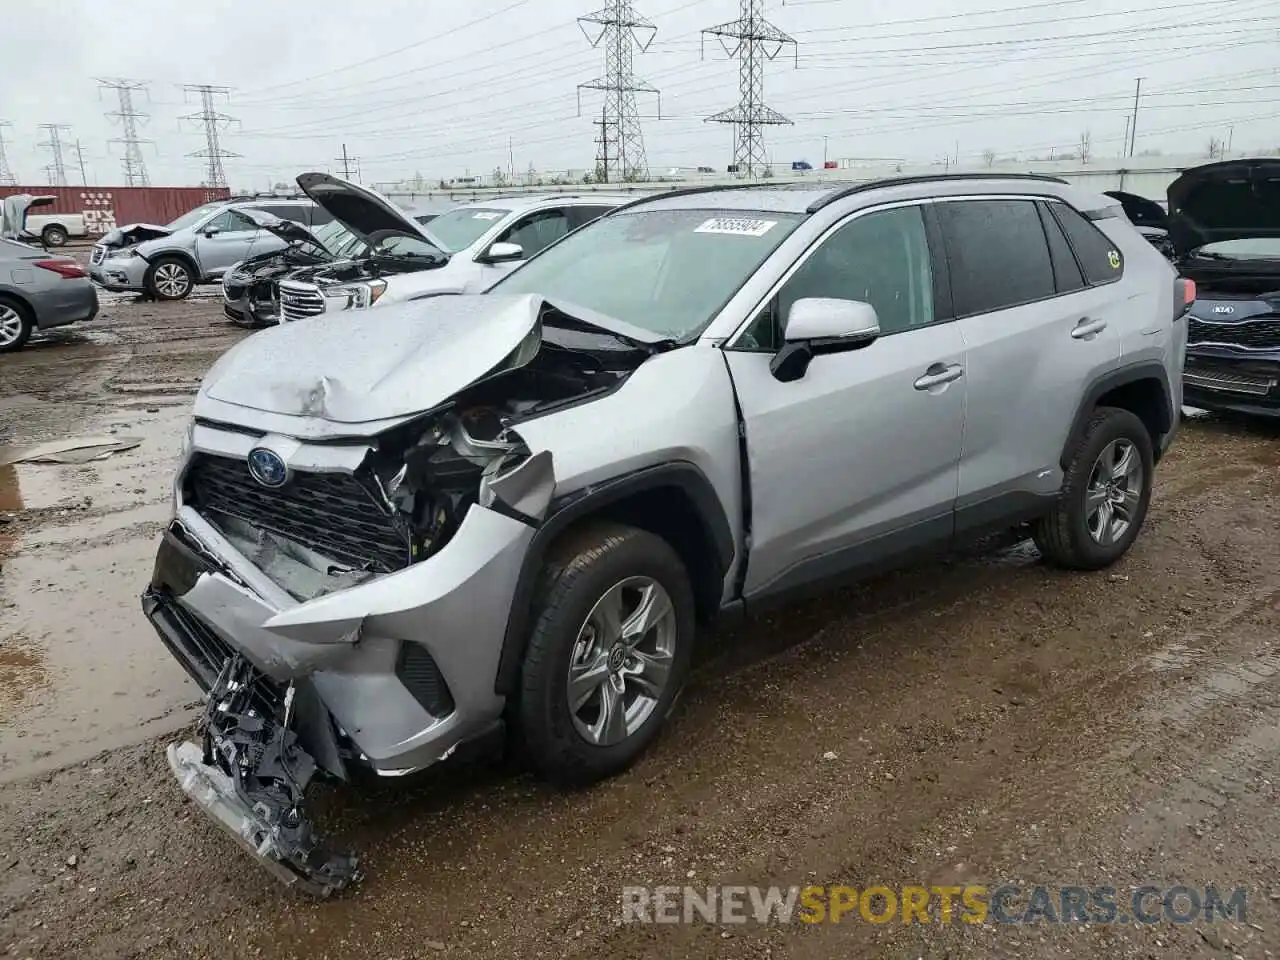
[322, 277, 387, 310]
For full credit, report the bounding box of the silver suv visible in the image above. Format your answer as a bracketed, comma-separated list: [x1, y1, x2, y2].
[143, 175, 1189, 895]
[88, 197, 331, 301]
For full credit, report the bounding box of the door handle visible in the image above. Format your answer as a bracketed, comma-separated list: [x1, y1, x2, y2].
[1071, 317, 1108, 339]
[914, 362, 964, 390]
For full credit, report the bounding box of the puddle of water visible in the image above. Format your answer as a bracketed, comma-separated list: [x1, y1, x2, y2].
[0, 531, 197, 778]
[1146, 640, 1202, 672]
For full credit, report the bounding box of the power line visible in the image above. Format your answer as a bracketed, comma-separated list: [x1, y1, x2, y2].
[180, 84, 240, 188]
[578, 0, 660, 182]
[99, 77, 153, 187]
[37, 124, 72, 186]
[702, 0, 797, 178]
[0, 121, 16, 185]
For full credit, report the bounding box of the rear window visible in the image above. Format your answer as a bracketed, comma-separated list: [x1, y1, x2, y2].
[937, 199, 1056, 316]
[1051, 203, 1124, 284]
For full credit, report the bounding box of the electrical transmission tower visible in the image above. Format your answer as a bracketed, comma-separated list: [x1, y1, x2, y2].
[37, 123, 73, 186]
[577, 0, 659, 183]
[0, 121, 16, 185]
[180, 84, 240, 188]
[702, 0, 797, 179]
[99, 78, 153, 186]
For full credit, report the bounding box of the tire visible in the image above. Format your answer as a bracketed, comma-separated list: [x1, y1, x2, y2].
[41, 224, 68, 247]
[0, 297, 34, 354]
[145, 257, 194, 301]
[516, 522, 695, 786]
[1033, 406, 1155, 570]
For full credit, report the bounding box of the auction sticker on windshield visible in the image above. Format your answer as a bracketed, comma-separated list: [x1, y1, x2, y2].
[694, 217, 778, 237]
[473, 212, 503, 220]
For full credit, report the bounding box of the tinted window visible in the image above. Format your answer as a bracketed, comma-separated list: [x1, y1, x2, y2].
[741, 205, 934, 351]
[938, 200, 1055, 315]
[423, 207, 512, 253]
[498, 209, 571, 258]
[1051, 203, 1124, 284]
[308, 206, 334, 226]
[568, 205, 615, 230]
[1037, 202, 1085, 293]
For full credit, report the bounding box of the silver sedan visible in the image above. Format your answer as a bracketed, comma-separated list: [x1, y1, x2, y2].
[0, 238, 99, 353]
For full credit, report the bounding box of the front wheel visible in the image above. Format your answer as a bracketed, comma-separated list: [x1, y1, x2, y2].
[517, 523, 695, 786]
[1033, 407, 1155, 570]
[145, 257, 194, 301]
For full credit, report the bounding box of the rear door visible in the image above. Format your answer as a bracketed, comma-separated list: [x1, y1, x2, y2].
[938, 196, 1123, 528]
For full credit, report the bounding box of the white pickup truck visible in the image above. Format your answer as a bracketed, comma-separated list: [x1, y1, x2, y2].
[25, 203, 86, 246]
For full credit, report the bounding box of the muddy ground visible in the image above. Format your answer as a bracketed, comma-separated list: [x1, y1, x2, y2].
[2, 291, 1280, 959]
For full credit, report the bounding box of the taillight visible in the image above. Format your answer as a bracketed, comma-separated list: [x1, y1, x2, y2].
[34, 259, 88, 280]
[1174, 277, 1195, 316]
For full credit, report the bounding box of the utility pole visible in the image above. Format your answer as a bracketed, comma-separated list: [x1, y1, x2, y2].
[37, 124, 73, 186]
[1122, 115, 1130, 159]
[337, 143, 354, 179]
[593, 102, 613, 183]
[74, 139, 89, 185]
[1127, 77, 1143, 158]
[508, 136, 515, 183]
[98, 78, 153, 187]
[180, 84, 240, 188]
[578, 0, 659, 182]
[702, 0, 798, 179]
[1227, 125, 1234, 155]
[823, 135, 828, 167]
[0, 121, 16, 186]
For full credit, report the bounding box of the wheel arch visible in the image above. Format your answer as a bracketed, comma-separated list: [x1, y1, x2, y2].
[1061, 362, 1173, 469]
[493, 461, 735, 697]
[145, 249, 200, 278]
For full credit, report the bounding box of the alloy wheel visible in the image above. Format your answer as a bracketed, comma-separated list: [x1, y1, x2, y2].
[1085, 438, 1144, 545]
[0, 304, 24, 348]
[566, 576, 678, 747]
[154, 263, 191, 298]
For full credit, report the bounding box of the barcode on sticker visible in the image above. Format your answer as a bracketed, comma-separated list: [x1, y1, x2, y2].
[694, 217, 778, 237]
[472, 211, 503, 220]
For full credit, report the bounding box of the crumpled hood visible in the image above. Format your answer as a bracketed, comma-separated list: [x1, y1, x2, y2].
[238, 207, 327, 251]
[296, 172, 435, 246]
[1166, 158, 1280, 257]
[199, 294, 543, 424]
[98, 222, 172, 248]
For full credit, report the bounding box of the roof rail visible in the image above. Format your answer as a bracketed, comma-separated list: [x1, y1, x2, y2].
[806, 172, 1070, 212]
[605, 179, 796, 216]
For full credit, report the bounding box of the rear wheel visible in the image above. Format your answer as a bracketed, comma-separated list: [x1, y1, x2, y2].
[1033, 407, 1154, 570]
[146, 257, 194, 300]
[517, 523, 695, 786]
[41, 224, 68, 247]
[0, 298, 33, 353]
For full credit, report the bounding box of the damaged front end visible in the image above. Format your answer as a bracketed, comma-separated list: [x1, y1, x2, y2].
[166, 662, 358, 897]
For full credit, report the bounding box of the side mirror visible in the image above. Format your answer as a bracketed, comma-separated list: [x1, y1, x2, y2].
[481, 241, 524, 264]
[202, 227, 220, 238]
[771, 298, 881, 383]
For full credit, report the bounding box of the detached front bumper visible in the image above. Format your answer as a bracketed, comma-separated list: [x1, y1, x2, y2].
[88, 254, 148, 292]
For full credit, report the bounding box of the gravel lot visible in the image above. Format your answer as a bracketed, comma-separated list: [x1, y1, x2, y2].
[2, 290, 1279, 959]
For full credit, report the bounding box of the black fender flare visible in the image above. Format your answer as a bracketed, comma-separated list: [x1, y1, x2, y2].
[493, 461, 735, 697]
[1060, 361, 1173, 470]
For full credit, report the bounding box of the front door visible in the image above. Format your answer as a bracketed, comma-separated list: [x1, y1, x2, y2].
[722, 203, 966, 599]
[195, 208, 277, 278]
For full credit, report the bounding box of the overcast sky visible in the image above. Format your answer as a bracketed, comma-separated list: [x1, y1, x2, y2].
[0, 0, 1274, 190]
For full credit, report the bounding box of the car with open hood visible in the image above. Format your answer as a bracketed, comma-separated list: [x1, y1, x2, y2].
[1167, 158, 1280, 417]
[276, 174, 626, 322]
[221, 211, 367, 327]
[143, 174, 1186, 896]
[88, 197, 332, 301]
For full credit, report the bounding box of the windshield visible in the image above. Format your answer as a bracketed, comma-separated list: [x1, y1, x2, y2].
[372, 233, 447, 262]
[422, 207, 511, 253]
[1197, 238, 1280, 260]
[312, 219, 365, 258]
[490, 208, 805, 339]
[165, 201, 227, 232]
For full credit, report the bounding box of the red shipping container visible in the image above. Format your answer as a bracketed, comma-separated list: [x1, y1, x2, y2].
[0, 185, 231, 237]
